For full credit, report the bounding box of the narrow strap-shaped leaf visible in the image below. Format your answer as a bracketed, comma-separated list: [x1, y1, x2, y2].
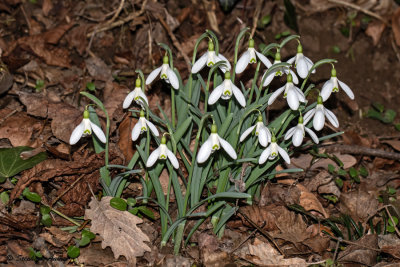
[214, 205, 237, 234]
[279, 34, 300, 48]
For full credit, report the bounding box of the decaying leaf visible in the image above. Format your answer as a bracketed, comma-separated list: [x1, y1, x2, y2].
[365, 21, 386, 46]
[238, 238, 306, 266]
[339, 186, 379, 222]
[338, 234, 378, 266]
[392, 7, 400, 47]
[85, 196, 151, 265]
[378, 234, 400, 259]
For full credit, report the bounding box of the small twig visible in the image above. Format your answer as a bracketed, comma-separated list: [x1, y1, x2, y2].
[250, 0, 264, 38]
[326, 234, 382, 253]
[324, 144, 400, 161]
[384, 206, 400, 237]
[155, 13, 191, 69]
[51, 174, 86, 206]
[0, 109, 18, 126]
[391, 33, 400, 63]
[230, 221, 266, 253]
[86, 0, 147, 37]
[20, 4, 31, 32]
[327, 0, 388, 25]
[332, 237, 341, 262]
[237, 209, 285, 256]
[107, 0, 125, 25]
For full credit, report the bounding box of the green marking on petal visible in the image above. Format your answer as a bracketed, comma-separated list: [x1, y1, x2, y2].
[84, 130, 91, 134]
[160, 154, 167, 159]
[161, 74, 168, 79]
[283, 93, 287, 98]
[212, 144, 219, 150]
[141, 127, 147, 132]
[207, 61, 214, 66]
[223, 90, 231, 96]
[250, 58, 256, 63]
[276, 71, 282, 76]
[271, 152, 277, 157]
[333, 87, 339, 92]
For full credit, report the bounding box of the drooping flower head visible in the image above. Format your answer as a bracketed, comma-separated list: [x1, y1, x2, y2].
[208, 71, 246, 107]
[197, 124, 237, 164]
[69, 108, 106, 145]
[235, 39, 272, 74]
[145, 55, 179, 90]
[284, 115, 319, 147]
[123, 77, 148, 109]
[267, 73, 305, 110]
[191, 39, 231, 73]
[287, 43, 315, 79]
[259, 134, 290, 165]
[304, 95, 339, 131]
[262, 51, 299, 87]
[132, 110, 159, 141]
[239, 115, 271, 147]
[146, 134, 179, 169]
[320, 67, 354, 101]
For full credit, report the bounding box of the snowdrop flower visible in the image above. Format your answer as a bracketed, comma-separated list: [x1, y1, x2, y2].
[146, 135, 179, 169]
[239, 115, 271, 147]
[145, 55, 179, 90]
[197, 124, 237, 164]
[259, 135, 290, 164]
[132, 110, 159, 141]
[284, 115, 319, 147]
[287, 43, 315, 79]
[261, 51, 299, 87]
[235, 39, 272, 74]
[123, 77, 148, 109]
[267, 74, 305, 110]
[320, 68, 354, 101]
[303, 95, 339, 131]
[208, 72, 246, 107]
[191, 40, 231, 73]
[69, 109, 106, 145]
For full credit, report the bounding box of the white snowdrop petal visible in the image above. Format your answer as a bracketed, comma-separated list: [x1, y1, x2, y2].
[284, 126, 296, 140]
[258, 127, 269, 147]
[145, 66, 162, 85]
[263, 71, 276, 87]
[218, 136, 237, 160]
[267, 85, 285, 105]
[292, 128, 304, 147]
[208, 84, 224, 105]
[122, 91, 136, 109]
[313, 108, 325, 131]
[146, 147, 161, 168]
[166, 149, 179, 169]
[145, 119, 159, 137]
[338, 80, 355, 100]
[197, 139, 213, 164]
[255, 51, 272, 68]
[232, 83, 246, 107]
[69, 120, 85, 145]
[259, 146, 271, 164]
[137, 90, 148, 106]
[216, 53, 231, 71]
[289, 70, 299, 84]
[304, 108, 316, 125]
[287, 56, 295, 64]
[305, 127, 319, 144]
[277, 146, 291, 164]
[297, 57, 308, 79]
[235, 51, 250, 74]
[131, 122, 142, 141]
[325, 108, 339, 128]
[239, 125, 256, 142]
[305, 57, 315, 73]
[295, 87, 306, 103]
[321, 80, 334, 102]
[287, 88, 300, 110]
[265, 127, 272, 143]
[167, 68, 180, 90]
[90, 121, 106, 143]
[191, 53, 208, 73]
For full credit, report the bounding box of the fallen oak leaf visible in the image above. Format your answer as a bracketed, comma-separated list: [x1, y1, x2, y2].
[84, 196, 151, 265]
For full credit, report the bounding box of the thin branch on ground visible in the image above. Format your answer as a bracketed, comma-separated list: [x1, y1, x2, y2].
[229, 221, 266, 253]
[324, 144, 400, 161]
[327, 0, 388, 25]
[51, 174, 86, 207]
[250, 0, 264, 38]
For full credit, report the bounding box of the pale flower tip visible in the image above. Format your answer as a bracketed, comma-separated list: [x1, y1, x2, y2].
[90, 122, 106, 143]
[69, 121, 85, 145]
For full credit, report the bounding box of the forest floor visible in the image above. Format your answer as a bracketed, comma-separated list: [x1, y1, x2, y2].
[1, 0, 400, 266]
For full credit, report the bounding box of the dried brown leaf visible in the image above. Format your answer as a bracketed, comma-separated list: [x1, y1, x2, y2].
[238, 238, 306, 266]
[39, 226, 73, 247]
[85, 196, 151, 265]
[382, 140, 400, 152]
[339, 187, 379, 221]
[297, 184, 329, 218]
[117, 115, 136, 160]
[338, 234, 378, 266]
[392, 8, 400, 47]
[365, 21, 386, 46]
[42, 0, 53, 17]
[85, 57, 112, 81]
[378, 234, 400, 258]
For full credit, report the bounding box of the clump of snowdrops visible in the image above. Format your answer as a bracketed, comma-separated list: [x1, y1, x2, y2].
[70, 28, 354, 253]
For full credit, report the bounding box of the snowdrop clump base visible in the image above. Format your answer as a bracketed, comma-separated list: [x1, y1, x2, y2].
[70, 28, 354, 254]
